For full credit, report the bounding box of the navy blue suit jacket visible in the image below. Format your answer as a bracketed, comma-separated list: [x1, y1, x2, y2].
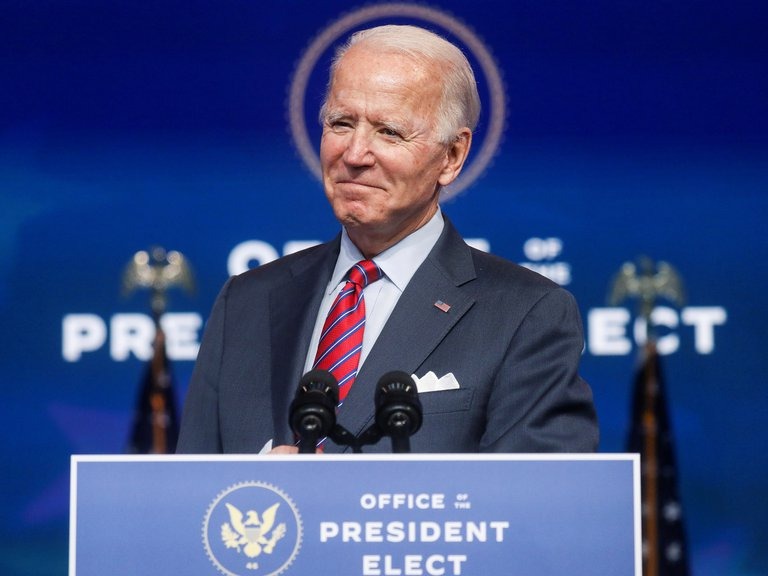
[177, 219, 598, 453]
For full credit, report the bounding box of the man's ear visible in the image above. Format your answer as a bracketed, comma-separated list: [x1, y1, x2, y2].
[438, 128, 473, 187]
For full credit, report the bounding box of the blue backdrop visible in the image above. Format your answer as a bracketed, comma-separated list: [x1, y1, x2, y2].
[1, 1, 766, 575]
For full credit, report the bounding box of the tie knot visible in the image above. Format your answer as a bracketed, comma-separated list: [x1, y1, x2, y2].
[347, 260, 382, 288]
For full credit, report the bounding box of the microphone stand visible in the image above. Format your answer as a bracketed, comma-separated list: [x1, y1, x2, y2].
[290, 370, 423, 454]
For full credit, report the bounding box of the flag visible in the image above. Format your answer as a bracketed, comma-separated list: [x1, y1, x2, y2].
[127, 324, 179, 454]
[627, 341, 691, 576]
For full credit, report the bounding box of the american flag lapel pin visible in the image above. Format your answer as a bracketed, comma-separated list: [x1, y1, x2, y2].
[434, 300, 451, 313]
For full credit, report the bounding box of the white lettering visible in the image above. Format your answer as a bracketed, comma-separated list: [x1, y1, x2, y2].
[318, 520, 507, 543]
[387, 522, 405, 543]
[363, 555, 381, 576]
[362, 555, 467, 576]
[319, 522, 338, 542]
[110, 313, 154, 361]
[404, 555, 421, 576]
[365, 522, 383, 542]
[524, 237, 563, 261]
[490, 521, 510, 542]
[227, 240, 279, 276]
[228, 239, 492, 274]
[359, 493, 445, 510]
[634, 306, 680, 355]
[465, 521, 485, 541]
[443, 521, 462, 543]
[682, 307, 727, 354]
[425, 555, 443, 576]
[62, 313, 204, 362]
[342, 522, 361, 542]
[62, 314, 107, 361]
[420, 522, 440, 543]
[587, 306, 727, 356]
[161, 313, 201, 360]
[588, 308, 632, 355]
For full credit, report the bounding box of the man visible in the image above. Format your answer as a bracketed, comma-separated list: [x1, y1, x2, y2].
[177, 25, 598, 454]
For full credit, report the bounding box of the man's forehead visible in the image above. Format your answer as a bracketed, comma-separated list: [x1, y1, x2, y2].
[331, 53, 440, 100]
[335, 44, 438, 81]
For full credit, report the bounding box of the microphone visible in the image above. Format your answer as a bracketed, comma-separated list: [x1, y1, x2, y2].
[374, 371, 423, 453]
[289, 369, 339, 454]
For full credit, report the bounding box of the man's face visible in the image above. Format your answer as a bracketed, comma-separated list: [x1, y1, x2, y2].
[320, 45, 465, 256]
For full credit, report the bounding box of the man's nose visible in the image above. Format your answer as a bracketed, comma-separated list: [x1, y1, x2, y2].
[342, 128, 375, 166]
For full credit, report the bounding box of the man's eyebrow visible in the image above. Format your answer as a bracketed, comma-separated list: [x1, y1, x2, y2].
[379, 118, 410, 131]
[323, 109, 350, 123]
[365, 110, 411, 131]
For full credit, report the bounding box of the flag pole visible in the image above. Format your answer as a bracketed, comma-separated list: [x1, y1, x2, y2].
[122, 247, 195, 454]
[609, 257, 689, 576]
[641, 340, 660, 576]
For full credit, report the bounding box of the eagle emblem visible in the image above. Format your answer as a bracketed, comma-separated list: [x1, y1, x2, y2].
[221, 502, 287, 559]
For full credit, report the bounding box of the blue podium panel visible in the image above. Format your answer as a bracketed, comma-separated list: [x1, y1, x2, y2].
[70, 454, 639, 576]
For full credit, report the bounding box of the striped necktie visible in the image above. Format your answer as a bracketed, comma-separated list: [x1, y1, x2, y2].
[313, 259, 383, 404]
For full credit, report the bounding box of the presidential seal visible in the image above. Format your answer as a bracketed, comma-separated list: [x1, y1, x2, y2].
[203, 482, 303, 576]
[287, 2, 507, 200]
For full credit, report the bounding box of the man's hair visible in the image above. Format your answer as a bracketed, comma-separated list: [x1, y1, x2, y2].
[320, 25, 481, 144]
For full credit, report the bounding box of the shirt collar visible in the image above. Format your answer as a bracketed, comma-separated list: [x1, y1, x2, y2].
[329, 210, 445, 294]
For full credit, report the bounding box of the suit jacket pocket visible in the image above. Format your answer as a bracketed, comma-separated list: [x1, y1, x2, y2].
[418, 388, 474, 415]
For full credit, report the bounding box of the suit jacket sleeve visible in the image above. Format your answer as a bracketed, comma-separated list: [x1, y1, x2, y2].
[176, 277, 231, 453]
[176, 240, 335, 454]
[481, 286, 597, 452]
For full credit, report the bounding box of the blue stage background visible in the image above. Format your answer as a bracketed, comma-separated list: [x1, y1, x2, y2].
[1, 1, 766, 574]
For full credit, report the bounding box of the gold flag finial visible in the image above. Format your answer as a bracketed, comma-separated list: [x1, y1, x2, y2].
[608, 256, 685, 321]
[122, 246, 195, 318]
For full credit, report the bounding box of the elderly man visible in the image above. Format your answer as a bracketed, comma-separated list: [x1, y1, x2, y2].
[177, 25, 598, 454]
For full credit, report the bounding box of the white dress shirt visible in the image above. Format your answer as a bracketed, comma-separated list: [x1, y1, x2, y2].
[303, 210, 445, 374]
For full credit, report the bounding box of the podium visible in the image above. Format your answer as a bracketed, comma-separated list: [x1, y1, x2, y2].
[70, 454, 640, 576]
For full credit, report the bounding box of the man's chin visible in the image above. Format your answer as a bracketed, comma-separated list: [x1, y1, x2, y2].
[339, 215, 374, 231]
[338, 215, 389, 240]
[334, 205, 380, 229]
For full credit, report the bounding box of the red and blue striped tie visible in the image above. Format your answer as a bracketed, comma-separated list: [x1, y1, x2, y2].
[313, 260, 383, 404]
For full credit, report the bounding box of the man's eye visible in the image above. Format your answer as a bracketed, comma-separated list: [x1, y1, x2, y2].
[329, 120, 352, 129]
[381, 128, 402, 138]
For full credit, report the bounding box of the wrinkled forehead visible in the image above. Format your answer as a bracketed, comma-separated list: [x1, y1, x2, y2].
[332, 43, 443, 88]
[336, 47, 443, 106]
[327, 50, 443, 127]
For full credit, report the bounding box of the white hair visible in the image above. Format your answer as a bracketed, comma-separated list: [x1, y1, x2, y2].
[320, 25, 481, 144]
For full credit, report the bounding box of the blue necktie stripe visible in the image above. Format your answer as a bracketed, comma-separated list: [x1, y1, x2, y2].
[319, 293, 364, 341]
[314, 318, 365, 366]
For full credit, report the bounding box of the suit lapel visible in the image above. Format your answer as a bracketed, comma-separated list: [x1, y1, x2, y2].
[330, 220, 477, 448]
[269, 237, 340, 443]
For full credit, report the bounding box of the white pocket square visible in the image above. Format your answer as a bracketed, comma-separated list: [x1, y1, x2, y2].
[411, 371, 460, 393]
